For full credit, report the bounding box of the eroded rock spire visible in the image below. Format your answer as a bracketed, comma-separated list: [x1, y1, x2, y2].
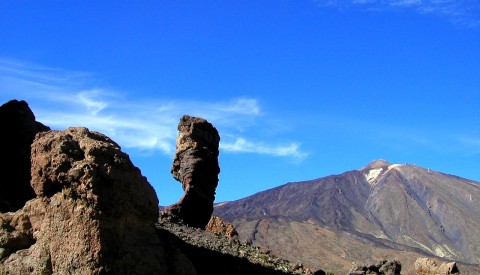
[164, 115, 220, 228]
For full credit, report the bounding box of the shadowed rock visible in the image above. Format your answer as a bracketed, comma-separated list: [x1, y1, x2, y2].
[1, 127, 168, 274]
[348, 260, 401, 275]
[0, 100, 50, 212]
[164, 115, 220, 228]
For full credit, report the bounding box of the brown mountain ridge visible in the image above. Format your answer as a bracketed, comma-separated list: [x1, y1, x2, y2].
[214, 160, 480, 274]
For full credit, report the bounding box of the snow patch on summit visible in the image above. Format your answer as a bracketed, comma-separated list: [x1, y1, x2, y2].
[364, 168, 384, 184]
[388, 164, 402, 170]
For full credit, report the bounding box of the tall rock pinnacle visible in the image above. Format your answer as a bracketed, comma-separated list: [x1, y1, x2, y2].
[164, 115, 220, 228]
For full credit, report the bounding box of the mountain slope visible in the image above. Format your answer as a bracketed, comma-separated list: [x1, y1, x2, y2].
[214, 160, 480, 274]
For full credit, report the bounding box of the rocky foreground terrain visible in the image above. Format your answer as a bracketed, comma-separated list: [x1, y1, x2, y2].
[0, 100, 320, 274]
[157, 213, 316, 274]
[215, 160, 480, 274]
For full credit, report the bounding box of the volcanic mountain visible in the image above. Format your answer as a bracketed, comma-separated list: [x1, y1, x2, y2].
[214, 160, 480, 274]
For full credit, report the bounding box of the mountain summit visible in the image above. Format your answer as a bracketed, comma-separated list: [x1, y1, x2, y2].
[215, 161, 480, 274]
[360, 159, 392, 170]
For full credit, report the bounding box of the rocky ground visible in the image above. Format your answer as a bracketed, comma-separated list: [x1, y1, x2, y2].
[157, 213, 320, 275]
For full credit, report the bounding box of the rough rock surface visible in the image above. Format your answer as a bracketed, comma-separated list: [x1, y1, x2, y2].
[348, 260, 402, 275]
[157, 216, 319, 275]
[414, 258, 459, 274]
[205, 215, 239, 240]
[0, 127, 167, 274]
[0, 100, 50, 212]
[164, 115, 220, 228]
[0, 106, 326, 275]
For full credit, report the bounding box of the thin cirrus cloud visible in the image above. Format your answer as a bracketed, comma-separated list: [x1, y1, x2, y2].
[221, 137, 308, 159]
[316, 0, 480, 26]
[0, 58, 307, 160]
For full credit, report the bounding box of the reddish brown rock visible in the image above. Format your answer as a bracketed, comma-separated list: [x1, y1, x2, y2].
[205, 215, 238, 240]
[164, 115, 220, 228]
[0, 117, 306, 275]
[0, 100, 50, 212]
[1, 127, 168, 274]
[415, 258, 459, 275]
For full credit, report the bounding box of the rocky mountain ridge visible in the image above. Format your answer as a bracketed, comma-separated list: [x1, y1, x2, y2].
[215, 160, 480, 274]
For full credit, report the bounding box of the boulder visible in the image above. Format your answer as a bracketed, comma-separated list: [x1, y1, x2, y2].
[414, 258, 459, 274]
[1, 127, 168, 274]
[0, 100, 49, 212]
[348, 260, 401, 275]
[164, 115, 220, 228]
[205, 215, 238, 240]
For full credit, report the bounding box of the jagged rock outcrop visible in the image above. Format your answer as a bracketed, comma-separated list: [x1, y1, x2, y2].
[414, 258, 459, 274]
[0, 104, 323, 275]
[0, 100, 50, 212]
[205, 215, 238, 240]
[164, 115, 220, 228]
[348, 260, 402, 275]
[1, 127, 168, 274]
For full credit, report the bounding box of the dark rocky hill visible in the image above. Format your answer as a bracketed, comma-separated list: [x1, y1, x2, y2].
[215, 160, 480, 274]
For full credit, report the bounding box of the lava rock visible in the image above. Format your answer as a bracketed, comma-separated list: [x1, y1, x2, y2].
[0, 100, 49, 212]
[1, 127, 167, 274]
[348, 260, 401, 275]
[205, 215, 239, 240]
[164, 115, 220, 228]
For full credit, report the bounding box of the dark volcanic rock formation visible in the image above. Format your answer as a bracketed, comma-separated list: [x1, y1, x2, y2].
[348, 260, 401, 275]
[164, 115, 220, 228]
[0, 100, 50, 212]
[1, 127, 168, 274]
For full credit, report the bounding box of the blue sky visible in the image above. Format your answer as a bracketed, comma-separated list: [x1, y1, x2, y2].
[1, 1, 479, 205]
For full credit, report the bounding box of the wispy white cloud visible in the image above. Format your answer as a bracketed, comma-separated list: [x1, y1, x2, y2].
[76, 90, 109, 115]
[315, 0, 480, 26]
[0, 58, 307, 160]
[221, 137, 308, 159]
[0, 58, 92, 87]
